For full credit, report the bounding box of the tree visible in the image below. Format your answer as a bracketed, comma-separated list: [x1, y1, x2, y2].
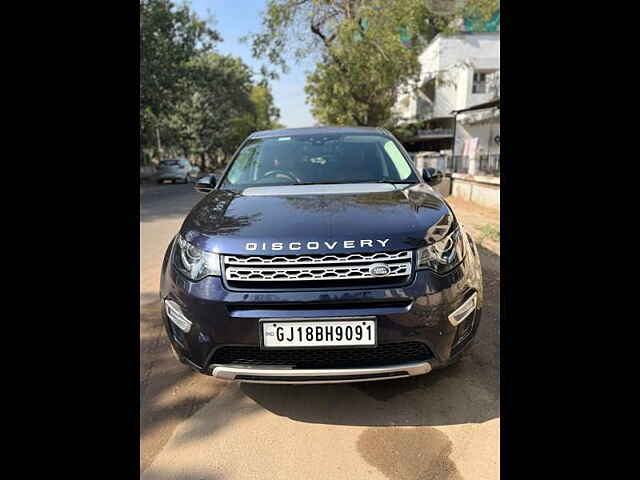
[166, 53, 255, 169]
[248, 0, 497, 127]
[218, 82, 283, 163]
[140, 0, 220, 162]
[250, 84, 282, 132]
[140, 1, 286, 171]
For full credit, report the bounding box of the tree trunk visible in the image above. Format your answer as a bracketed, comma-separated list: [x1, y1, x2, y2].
[201, 153, 207, 171]
[156, 127, 162, 160]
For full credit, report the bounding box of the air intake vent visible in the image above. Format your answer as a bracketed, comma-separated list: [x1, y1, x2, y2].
[210, 342, 433, 369]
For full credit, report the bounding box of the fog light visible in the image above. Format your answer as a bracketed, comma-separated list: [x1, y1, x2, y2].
[165, 299, 192, 333]
[448, 293, 477, 327]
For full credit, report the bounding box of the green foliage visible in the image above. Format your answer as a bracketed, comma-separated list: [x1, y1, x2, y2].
[389, 123, 419, 143]
[305, 0, 431, 126]
[166, 53, 254, 163]
[140, 0, 220, 155]
[213, 83, 282, 164]
[250, 84, 282, 131]
[459, 0, 499, 23]
[140, 1, 282, 166]
[479, 223, 500, 243]
[249, 0, 498, 127]
[162, 57, 282, 167]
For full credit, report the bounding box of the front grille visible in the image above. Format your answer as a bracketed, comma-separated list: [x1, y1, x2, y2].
[225, 262, 412, 282]
[210, 342, 433, 369]
[223, 250, 413, 289]
[224, 251, 412, 265]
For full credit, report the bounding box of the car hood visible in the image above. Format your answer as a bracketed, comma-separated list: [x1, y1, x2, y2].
[181, 183, 456, 255]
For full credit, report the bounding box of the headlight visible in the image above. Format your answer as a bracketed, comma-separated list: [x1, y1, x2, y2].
[417, 228, 465, 274]
[174, 235, 221, 280]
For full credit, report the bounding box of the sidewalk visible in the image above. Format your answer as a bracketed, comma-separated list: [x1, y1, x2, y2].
[447, 196, 500, 256]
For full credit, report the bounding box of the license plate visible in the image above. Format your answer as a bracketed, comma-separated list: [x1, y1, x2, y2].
[261, 318, 376, 348]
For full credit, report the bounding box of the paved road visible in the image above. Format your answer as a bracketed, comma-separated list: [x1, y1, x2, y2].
[140, 184, 500, 479]
[140, 183, 202, 305]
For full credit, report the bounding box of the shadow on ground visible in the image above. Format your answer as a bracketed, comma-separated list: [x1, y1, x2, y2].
[240, 246, 500, 428]
[140, 300, 228, 472]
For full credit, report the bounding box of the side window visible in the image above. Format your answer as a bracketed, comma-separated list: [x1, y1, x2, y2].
[383, 140, 412, 180]
[472, 72, 487, 94]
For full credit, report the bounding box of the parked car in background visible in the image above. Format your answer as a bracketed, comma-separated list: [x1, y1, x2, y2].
[157, 159, 200, 184]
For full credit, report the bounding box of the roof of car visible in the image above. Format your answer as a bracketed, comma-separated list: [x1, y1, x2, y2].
[249, 126, 391, 139]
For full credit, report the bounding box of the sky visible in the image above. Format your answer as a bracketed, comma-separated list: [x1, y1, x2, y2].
[190, 0, 316, 128]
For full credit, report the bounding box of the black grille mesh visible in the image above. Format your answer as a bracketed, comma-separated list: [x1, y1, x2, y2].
[210, 342, 432, 369]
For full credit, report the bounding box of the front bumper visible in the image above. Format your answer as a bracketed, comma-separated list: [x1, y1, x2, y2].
[210, 361, 432, 384]
[160, 235, 483, 384]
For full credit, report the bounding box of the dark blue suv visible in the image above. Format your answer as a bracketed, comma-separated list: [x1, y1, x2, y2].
[160, 127, 483, 384]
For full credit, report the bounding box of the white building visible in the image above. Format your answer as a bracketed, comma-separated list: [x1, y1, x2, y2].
[394, 30, 500, 174]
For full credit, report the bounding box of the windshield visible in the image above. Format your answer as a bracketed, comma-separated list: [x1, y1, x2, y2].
[221, 133, 419, 188]
[159, 160, 181, 168]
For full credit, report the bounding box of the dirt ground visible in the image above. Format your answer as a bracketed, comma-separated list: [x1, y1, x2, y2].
[446, 196, 500, 256]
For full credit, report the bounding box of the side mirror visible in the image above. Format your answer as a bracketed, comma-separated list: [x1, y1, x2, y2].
[195, 174, 217, 193]
[422, 168, 443, 186]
